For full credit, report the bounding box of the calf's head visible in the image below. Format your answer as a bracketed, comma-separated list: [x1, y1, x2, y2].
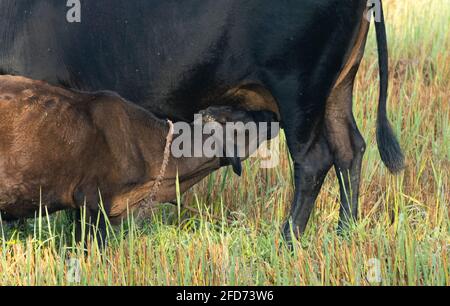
[199, 106, 279, 175]
[149, 106, 279, 202]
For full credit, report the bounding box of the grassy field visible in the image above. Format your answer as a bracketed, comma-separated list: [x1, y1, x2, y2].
[0, 0, 448, 286]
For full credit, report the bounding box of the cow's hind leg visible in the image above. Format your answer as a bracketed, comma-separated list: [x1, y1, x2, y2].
[325, 84, 366, 232]
[282, 132, 333, 242]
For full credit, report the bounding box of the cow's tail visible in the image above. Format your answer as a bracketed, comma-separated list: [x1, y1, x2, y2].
[374, 0, 404, 173]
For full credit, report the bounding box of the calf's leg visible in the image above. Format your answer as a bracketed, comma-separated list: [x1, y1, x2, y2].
[74, 207, 108, 249]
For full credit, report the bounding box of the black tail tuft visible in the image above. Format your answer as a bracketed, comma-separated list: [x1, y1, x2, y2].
[376, 116, 405, 173]
[374, 0, 405, 174]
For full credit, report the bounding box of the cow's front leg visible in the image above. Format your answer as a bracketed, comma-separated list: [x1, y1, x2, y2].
[282, 133, 333, 243]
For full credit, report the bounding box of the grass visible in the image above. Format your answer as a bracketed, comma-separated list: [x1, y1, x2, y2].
[0, 0, 448, 286]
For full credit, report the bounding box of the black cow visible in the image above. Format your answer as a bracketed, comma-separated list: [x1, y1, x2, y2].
[0, 0, 404, 241]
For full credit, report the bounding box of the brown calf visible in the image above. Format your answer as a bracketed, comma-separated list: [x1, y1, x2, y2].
[0, 76, 277, 242]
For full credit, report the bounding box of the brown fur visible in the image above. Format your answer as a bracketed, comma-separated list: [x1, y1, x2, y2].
[222, 83, 281, 120]
[0, 76, 265, 225]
